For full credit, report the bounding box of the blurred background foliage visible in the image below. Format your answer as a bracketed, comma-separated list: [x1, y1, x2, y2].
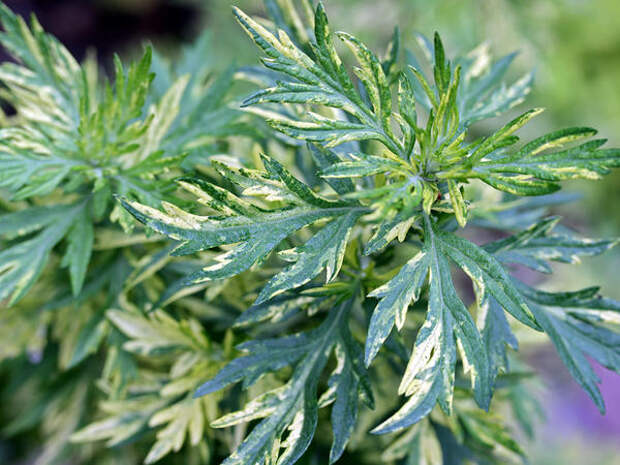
[3, 0, 619, 463]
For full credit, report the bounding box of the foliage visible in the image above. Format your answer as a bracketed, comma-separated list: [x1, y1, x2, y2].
[1, 1, 619, 465]
[0, 2, 250, 463]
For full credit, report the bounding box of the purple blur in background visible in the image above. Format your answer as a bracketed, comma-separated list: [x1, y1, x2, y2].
[543, 357, 620, 436]
[2, 0, 199, 63]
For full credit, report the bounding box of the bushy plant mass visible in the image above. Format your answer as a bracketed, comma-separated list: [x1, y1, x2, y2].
[1, 1, 619, 464]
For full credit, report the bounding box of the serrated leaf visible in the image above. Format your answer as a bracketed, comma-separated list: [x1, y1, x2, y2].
[469, 108, 544, 164]
[476, 290, 518, 385]
[196, 298, 369, 465]
[366, 250, 430, 365]
[71, 395, 167, 447]
[0, 202, 85, 305]
[461, 50, 517, 113]
[234, 3, 404, 156]
[381, 26, 400, 83]
[235, 293, 313, 328]
[320, 152, 406, 178]
[198, 305, 334, 464]
[464, 71, 534, 124]
[121, 198, 360, 288]
[107, 309, 207, 355]
[0, 204, 71, 239]
[382, 422, 442, 465]
[307, 143, 355, 195]
[136, 74, 189, 162]
[476, 138, 620, 184]
[325, 320, 374, 463]
[364, 207, 419, 255]
[517, 281, 620, 412]
[336, 30, 392, 136]
[257, 210, 361, 303]
[145, 398, 206, 464]
[458, 408, 524, 458]
[120, 155, 367, 304]
[62, 206, 94, 296]
[370, 216, 491, 434]
[441, 120, 620, 196]
[437, 228, 539, 330]
[485, 216, 617, 271]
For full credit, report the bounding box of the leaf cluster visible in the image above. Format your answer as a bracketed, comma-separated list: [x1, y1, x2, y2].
[1, 2, 619, 465]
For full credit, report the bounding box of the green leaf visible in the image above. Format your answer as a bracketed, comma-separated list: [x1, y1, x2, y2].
[196, 299, 369, 465]
[476, 292, 518, 385]
[235, 292, 313, 328]
[71, 394, 167, 447]
[121, 198, 359, 288]
[257, 210, 361, 303]
[447, 180, 467, 227]
[370, 215, 491, 434]
[0, 150, 87, 200]
[432, 32, 450, 94]
[66, 310, 108, 368]
[475, 138, 620, 187]
[468, 108, 544, 164]
[458, 408, 524, 458]
[440, 118, 620, 196]
[366, 250, 430, 365]
[461, 50, 517, 112]
[260, 154, 346, 208]
[145, 399, 206, 464]
[120, 155, 367, 303]
[0, 2, 227, 234]
[336, 30, 392, 136]
[195, 313, 329, 396]
[0, 201, 85, 305]
[0, 204, 71, 239]
[323, 318, 374, 463]
[307, 143, 355, 195]
[363, 195, 421, 255]
[485, 216, 618, 272]
[465, 71, 534, 124]
[460, 47, 534, 124]
[436, 227, 539, 330]
[320, 153, 407, 178]
[397, 72, 417, 155]
[381, 26, 401, 83]
[62, 206, 94, 296]
[517, 281, 620, 413]
[234, 3, 403, 156]
[135, 74, 189, 162]
[382, 421, 442, 465]
[107, 309, 208, 355]
[0, 2, 82, 121]
[3, 2, 620, 465]
[210, 159, 299, 204]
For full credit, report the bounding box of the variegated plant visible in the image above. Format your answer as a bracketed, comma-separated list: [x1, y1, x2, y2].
[1, 1, 619, 465]
[0, 1, 255, 464]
